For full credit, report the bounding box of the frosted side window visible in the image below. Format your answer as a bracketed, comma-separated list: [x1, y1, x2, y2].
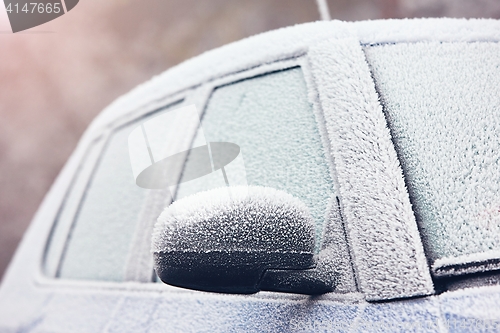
[44, 141, 103, 277]
[365, 42, 500, 268]
[176, 68, 335, 241]
[58, 106, 178, 281]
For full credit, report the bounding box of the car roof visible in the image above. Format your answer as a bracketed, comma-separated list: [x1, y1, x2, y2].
[89, 18, 500, 133]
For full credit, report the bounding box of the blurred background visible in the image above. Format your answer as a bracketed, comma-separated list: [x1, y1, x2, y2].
[0, 0, 499, 280]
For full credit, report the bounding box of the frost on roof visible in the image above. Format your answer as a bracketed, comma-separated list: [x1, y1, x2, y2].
[353, 18, 500, 46]
[365, 42, 500, 274]
[91, 21, 350, 130]
[152, 186, 315, 254]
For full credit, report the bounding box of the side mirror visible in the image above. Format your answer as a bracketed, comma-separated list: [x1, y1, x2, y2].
[152, 186, 336, 294]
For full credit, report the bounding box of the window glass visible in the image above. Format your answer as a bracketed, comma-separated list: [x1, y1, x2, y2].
[44, 141, 103, 277]
[176, 68, 335, 243]
[56, 106, 178, 281]
[365, 42, 500, 267]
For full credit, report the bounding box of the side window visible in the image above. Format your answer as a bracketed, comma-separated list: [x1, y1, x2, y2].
[176, 68, 335, 245]
[365, 42, 500, 277]
[45, 104, 180, 282]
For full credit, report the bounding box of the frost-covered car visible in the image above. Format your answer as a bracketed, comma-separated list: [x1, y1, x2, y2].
[1, 18, 500, 332]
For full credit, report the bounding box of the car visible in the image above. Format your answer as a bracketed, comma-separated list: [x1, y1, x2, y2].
[1, 17, 500, 332]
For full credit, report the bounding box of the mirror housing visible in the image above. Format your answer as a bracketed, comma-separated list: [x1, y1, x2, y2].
[152, 186, 336, 294]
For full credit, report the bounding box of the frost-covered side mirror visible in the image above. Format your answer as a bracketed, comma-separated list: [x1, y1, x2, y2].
[152, 186, 335, 294]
